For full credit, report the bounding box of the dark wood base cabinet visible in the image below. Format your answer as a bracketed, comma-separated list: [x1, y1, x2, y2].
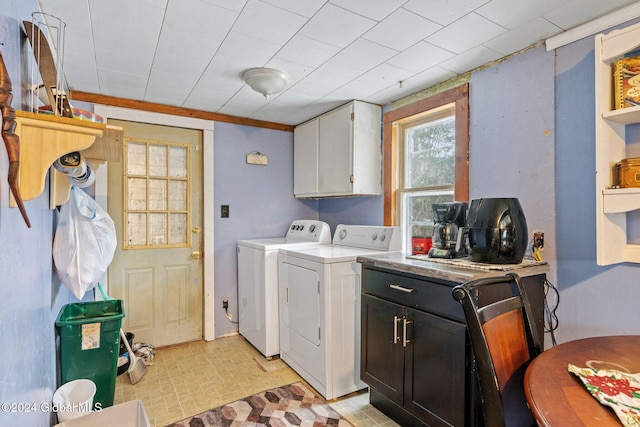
[360, 264, 546, 427]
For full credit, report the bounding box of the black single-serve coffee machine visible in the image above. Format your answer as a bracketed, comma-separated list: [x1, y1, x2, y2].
[427, 201, 468, 259]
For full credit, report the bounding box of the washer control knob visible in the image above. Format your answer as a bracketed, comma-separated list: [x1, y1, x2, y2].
[309, 225, 315, 232]
[339, 229, 347, 240]
[372, 233, 378, 240]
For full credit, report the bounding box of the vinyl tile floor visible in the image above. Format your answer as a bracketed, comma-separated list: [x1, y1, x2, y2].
[114, 334, 400, 427]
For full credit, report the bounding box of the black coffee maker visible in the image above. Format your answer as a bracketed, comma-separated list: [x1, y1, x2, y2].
[428, 202, 467, 259]
[462, 197, 528, 264]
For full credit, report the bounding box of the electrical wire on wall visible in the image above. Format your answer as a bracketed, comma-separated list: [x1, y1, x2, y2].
[543, 278, 560, 346]
[223, 299, 239, 324]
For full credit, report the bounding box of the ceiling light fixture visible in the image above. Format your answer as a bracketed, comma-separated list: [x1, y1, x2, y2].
[241, 67, 290, 99]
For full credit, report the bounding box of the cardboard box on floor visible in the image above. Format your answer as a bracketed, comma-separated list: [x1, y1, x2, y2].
[54, 400, 150, 427]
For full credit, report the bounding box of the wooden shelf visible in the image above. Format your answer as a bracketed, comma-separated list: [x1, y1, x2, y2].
[13, 110, 104, 202]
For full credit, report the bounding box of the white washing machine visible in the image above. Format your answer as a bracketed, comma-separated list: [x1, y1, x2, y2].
[237, 220, 331, 358]
[278, 224, 401, 399]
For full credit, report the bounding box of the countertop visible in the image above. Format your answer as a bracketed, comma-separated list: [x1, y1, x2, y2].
[356, 252, 550, 283]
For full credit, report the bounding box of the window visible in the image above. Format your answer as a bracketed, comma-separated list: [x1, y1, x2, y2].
[123, 137, 191, 249]
[383, 85, 469, 253]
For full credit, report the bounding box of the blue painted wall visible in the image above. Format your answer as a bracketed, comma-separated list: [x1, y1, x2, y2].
[469, 44, 558, 312]
[3, 1, 640, 423]
[213, 122, 318, 336]
[554, 21, 640, 342]
[0, 0, 75, 425]
[318, 196, 383, 230]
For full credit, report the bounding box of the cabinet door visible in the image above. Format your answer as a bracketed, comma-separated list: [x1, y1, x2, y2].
[404, 308, 469, 427]
[318, 103, 353, 195]
[361, 294, 404, 405]
[293, 119, 318, 196]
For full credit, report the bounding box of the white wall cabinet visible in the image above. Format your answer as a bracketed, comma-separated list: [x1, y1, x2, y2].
[294, 100, 382, 198]
[595, 22, 640, 265]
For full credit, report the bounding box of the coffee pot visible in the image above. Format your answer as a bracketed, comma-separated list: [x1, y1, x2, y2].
[428, 202, 467, 259]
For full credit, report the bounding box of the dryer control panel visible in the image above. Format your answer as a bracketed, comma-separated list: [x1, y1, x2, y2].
[332, 225, 401, 251]
[286, 220, 331, 242]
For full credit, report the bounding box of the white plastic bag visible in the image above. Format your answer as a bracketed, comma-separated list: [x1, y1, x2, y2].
[53, 187, 117, 299]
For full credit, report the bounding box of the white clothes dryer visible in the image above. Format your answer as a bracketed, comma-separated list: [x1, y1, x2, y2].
[237, 220, 331, 358]
[278, 224, 401, 399]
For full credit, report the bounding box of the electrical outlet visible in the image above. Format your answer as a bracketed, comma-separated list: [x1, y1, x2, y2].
[221, 205, 229, 218]
[533, 231, 544, 249]
[222, 299, 229, 310]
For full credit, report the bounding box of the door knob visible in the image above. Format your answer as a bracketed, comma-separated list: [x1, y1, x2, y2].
[192, 227, 201, 234]
[192, 251, 201, 259]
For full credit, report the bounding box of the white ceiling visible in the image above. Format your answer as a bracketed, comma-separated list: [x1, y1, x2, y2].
[34, 0, 639, 126]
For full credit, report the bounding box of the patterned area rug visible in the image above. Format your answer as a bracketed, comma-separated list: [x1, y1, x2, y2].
[167, 382, 353, 426]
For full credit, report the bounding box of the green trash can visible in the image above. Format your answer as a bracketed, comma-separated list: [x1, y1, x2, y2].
[55, 299, 125, 410]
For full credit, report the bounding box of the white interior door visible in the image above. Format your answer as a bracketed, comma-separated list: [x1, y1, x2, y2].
[107, 119, 203, 347]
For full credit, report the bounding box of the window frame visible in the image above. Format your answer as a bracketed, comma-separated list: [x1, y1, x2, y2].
[383, 84, 470, 226]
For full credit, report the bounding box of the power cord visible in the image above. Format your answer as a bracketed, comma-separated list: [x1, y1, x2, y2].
[222, 299, 239, 324]
[543, 278, 560, 346]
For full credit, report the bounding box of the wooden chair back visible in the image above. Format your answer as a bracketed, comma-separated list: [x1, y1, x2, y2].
[452, 273, 541, 427]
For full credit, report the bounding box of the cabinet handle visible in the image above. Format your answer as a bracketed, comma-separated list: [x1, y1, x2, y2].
[390, 284, 414, 293]
[403, 319, 413, 347]
[393, 315, 401, 344]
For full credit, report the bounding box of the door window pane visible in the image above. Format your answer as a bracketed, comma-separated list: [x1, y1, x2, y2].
[123, 138, 191, 249]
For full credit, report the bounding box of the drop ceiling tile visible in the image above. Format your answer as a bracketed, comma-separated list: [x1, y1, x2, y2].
[439, 44, 503, 74]
[543, 0, 639, 30]
[145, 82, 193, 105]
[364, 81, 426, 105]
[90, 0, 165, 53]
[363, 8, 442, 51]
[217, 93, 266, 117]
[291, 62, 363, 97]
[275, 35, 340, 68]
[62, 27, 95, 57]
[94, 49, 153, 77]
[279, 100, 345, 124]
[264, 58, 312, 84]
[261, 0, 326, 17]
[163, 0, 238, 40]
[148, 69, 199, 92]
[216, 31, 283, 67]
[152, 27, 220, 77]
[404, 0, 490, 26]
[34, 2, 92, 34]
[233, 0, 308, 45]
[265, 91, 317, 109]
[477, 0, 559, 29]
[357, 62, 414, 88]
[195, 54, 248, 91]
[386, 41, 455, 73]
[183, 86, 231, 112]
[298, 3, 376, 48]
[65, 68, 100, 93]
[402, 66, 457, 89]
[330, 0, 407, 21]
[325, 78, 390, 102]
[330, 38, 398, 71]
[202, 0, 248, 13]
[483, 17, 561, 56]
[96, 68, 148, 99]
[426, 12, 506, 54]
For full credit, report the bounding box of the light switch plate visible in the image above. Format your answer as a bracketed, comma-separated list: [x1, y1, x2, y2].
[246, 153, 268, 165]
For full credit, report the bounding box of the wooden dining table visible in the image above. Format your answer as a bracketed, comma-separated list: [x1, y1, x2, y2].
[524, 335, 640, 426]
